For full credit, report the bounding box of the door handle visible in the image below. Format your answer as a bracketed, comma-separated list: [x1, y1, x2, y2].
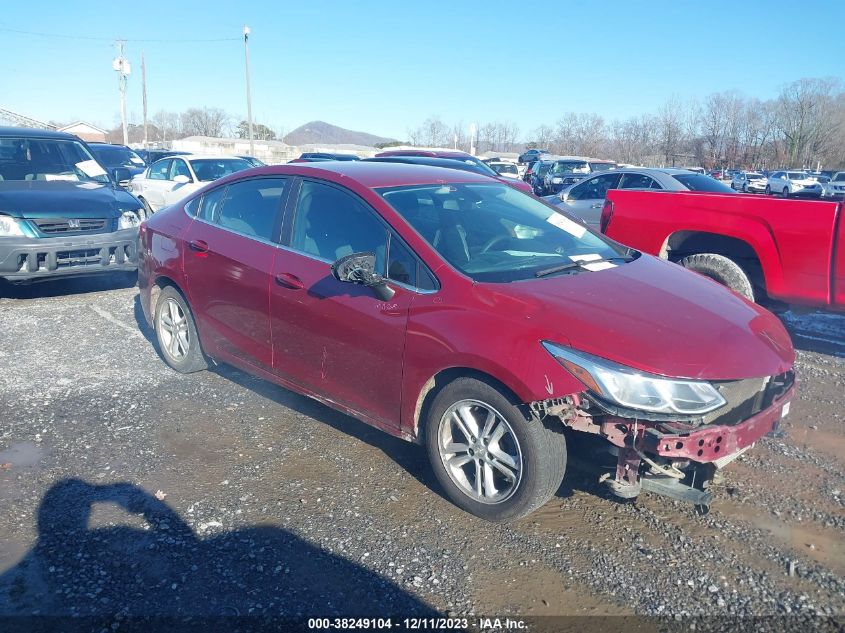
[590, 203, 603, 209]
[274, 272, 304, 290]
[188, 240, 209, 253]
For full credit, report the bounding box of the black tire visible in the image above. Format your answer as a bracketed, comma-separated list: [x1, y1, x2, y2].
[679, 253, 755, 301]
[138, 197, 154, 220]
[742, 183, 748, 193]
[154, 285, 208, 373]
[424, 376, 566, 522]
[782, 187, 789, 198]
[765, 185, 771, 195]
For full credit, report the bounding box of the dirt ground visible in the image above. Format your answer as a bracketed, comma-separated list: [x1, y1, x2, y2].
[0, 276, 843, 630]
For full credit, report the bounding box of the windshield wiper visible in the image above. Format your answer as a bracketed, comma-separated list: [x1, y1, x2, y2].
[535, 255, 634, 278]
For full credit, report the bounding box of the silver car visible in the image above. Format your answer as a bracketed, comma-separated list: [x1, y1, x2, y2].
[822, 171, 845, 199]
[731, 171, 768, 193]
[552, 167, 735, 229]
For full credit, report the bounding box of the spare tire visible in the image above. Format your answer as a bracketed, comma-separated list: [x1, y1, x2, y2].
[679, 253, 755, 302]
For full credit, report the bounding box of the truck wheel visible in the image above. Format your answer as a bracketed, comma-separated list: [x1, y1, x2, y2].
[425, 376, 566, 522]
[680, 254, 755, 301]
[154, 286, 208, 373]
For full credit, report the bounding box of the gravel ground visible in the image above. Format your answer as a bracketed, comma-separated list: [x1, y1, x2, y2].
[0, 276, 843, 631]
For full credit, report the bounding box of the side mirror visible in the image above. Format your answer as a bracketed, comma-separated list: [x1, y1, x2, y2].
[111, 167, 132, 189]
[558, 191, 568, 202]
[331, 251, 395, 301]
[173, 174, 191, 185]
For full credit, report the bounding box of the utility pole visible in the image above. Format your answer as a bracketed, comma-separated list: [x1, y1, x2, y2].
[469, 122, 477, 156]
[113, 41, 131, 146]
[141, 51, 148, 148]
[243, 25, 254, 155]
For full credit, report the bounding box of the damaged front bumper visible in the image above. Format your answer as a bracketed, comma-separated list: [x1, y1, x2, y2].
[541, 375, 795, 509]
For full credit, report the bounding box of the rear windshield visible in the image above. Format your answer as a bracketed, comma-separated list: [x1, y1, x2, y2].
[379, 183, 630, 283]
[746, 173, 764, 178]
[588, 162, 616, 172]
[0, 136, 110, 183]
[672, 174, 736, 193]
[551, 161, 590, 174]
[494, 163, 518, 175]
[89, 145, 146, 168]
[188, 158, 251, 181]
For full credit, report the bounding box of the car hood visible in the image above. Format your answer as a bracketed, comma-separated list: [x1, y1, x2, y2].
[478, 255, 794, 381]
[0, 180, 140, 219]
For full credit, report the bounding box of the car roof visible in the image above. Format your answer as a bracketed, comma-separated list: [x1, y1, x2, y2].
[0, 126, 78, 140]
[250, 160, 494, 188]
[375, 149, 473, 159]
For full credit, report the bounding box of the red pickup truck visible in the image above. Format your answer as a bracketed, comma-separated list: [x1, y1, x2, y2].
[601, 190, 845, 312]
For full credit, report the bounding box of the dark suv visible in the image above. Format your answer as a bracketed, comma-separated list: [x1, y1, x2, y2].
[0, 127, 142, 283]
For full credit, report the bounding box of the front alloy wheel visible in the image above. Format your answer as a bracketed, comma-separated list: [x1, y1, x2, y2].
[437, 400, 523, 504]
[159, 298, 190, 361]
[425, 377, 566, 522]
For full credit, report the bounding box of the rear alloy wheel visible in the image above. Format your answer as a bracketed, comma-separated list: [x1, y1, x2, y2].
[425, 377, 566, 522]
[680, 253, 755, 302]
[154, 286, 208, 373]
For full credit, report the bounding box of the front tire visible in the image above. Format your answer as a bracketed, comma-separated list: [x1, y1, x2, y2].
[742, 183, 748, 193]
[154, 285, 208, 373]
[765, 185, 771, 195]
[679, 253, 755, 301]
[425, 377, 566, 522]
[138, 197, 154, 220]
[782, 187, 789, 198]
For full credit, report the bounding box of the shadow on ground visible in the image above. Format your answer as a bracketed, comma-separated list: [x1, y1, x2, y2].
[0, 479, 439, 631]
[0, 273, 137, 300]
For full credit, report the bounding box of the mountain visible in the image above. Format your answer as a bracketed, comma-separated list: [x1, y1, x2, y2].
[283, 121, 396, 147]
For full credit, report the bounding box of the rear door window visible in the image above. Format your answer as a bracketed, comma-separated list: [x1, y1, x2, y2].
[149, 159, 172, 181]
[214, 178, 287, 241]
[619, 173, 660, 190]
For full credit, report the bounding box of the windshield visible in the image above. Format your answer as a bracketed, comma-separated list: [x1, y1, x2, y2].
[834, 173, 845, 182]
[89, 145, 146, 168]
[551, 161, 590, 174]
[746, 173, 764, 179]
[379, 183, 631, 283]
[188, 158, 252, 181]
[672, 174, 736, 193]
[0, 136, 111, 183]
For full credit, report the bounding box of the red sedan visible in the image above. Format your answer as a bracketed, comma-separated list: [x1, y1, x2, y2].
[138, 162, 795, 521]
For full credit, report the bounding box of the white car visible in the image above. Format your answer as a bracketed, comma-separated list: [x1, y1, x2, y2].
[731, 171, 768, 193]
[765, 170, 823, 198]
[822, 172, 845, 199]
[130, 155, 253, 214]
[486, 161, 520, 179]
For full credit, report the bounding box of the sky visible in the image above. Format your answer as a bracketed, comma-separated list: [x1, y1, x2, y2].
[2, 0, 844, 141]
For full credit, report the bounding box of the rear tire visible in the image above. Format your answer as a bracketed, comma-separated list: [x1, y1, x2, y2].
[679, 253, 755, 301]
[424, 377, 566, 522]
[154, 285, 208, 373]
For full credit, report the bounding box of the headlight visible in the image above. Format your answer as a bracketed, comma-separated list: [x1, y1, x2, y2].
[552, 177, 562, 184]
[542, 342, 726, 415]
[0, 214, 26, 237]
[118, 210, 142, 230]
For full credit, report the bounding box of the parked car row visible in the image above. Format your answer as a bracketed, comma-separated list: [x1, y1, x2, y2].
[729, 169, 840, 198]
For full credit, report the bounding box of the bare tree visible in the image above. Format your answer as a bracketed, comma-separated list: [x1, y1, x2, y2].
[180, 107, 231, 138]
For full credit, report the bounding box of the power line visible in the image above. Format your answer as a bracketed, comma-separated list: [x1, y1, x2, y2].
[0, 26, 239, 43]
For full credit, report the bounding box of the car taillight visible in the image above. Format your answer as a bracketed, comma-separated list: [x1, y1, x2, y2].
[600, 200, 614, 233]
